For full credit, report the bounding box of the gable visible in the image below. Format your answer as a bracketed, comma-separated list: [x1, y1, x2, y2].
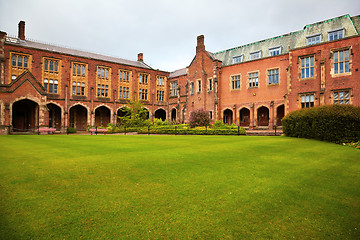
[7, 70, 46, 95]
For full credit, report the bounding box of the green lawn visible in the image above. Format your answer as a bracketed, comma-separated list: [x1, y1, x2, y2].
[0, 135, 359, 239]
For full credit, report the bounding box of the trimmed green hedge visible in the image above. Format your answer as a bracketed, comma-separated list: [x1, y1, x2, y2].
[108, 125, 246, 136]
[137, 127, 246, 135]
[282, 105, 360, 143]
[66, 127, 77, 134]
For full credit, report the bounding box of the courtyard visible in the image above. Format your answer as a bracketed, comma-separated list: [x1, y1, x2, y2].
[0, 135, 359, 239]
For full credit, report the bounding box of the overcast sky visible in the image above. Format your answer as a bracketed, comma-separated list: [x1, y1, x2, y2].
[0, 0, 359, 72]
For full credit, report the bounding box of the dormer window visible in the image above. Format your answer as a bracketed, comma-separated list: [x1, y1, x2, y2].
[306, 34, 321, 45]
[250, 51, 261, 60]
[269, 46, 282, 56]
[328, 29, 344, 41]
[232, 55, 243, 64]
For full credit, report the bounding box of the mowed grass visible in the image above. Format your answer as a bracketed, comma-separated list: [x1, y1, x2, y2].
[0, 135, 359, 239]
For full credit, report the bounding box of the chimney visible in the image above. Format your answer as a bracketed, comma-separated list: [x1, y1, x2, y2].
[137, 53, 143, 62]
[18, 21, 25, 40]
[196, 35, 205, 53]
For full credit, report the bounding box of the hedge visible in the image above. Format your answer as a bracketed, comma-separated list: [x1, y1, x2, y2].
[282, 105, 360, 143]
[137, 127, 246, 135]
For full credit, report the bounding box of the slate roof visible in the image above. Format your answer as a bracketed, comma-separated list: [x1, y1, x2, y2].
[213, 14, 359, 66]
[169, 68, 186, 78]
[5, 38, 152, 69]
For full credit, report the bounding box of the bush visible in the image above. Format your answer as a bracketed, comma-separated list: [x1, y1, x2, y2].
[66, 127, 77, 134]
[117, 100, 151, 128]
[189, 109, 210, 128]
[154, 118, 170, 126]
[137, 125, 246, 135]
[282, 105, 360, 143]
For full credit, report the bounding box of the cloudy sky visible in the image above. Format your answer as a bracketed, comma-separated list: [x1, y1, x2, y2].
[0, 0, 359, 72]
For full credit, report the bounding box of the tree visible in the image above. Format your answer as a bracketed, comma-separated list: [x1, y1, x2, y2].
[117, 100, 151, 127]
[188, 109, 210, 128]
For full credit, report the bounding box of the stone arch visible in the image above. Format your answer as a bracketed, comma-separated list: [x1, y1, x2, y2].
[154, 108, 166, 121]
[141, 107, 150, 120]
[116, 106, 131, 126]
[257, 106, 269, 126]
[223, 108, 233, 125]
[69, 104, 88, 131]
[47, 103, 62, 130]
[94, 105, 111, 127]
[12, 98, 39, 132]
[239, 107, 250, 127]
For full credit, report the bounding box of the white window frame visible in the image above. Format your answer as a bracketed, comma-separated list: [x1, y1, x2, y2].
[250, 51, 261, 60]
[269, 46, 282, 56]
[306, 33, 322, 46]
[328, 28, 344, 41]
[232, 55, 243, 64]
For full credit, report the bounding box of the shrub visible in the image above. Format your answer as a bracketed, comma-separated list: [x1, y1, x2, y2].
[214, 120, 225, 128]
[66, 127, 77, 134]
[117, 100, 151, 127]
[137, 126, 246, 135]
[282, 105, 360, 143]
[189, 109, 210, 128]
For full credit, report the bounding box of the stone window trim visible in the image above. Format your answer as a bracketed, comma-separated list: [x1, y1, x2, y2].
[208, 78, 213, 92]
[266, 68, 280, 86]
[298, 54, 316, 80]
[170, 81, 178, 97]
[72, 62, 87, 77]
[97, 66, 111, 80]
[44, 78, 59, 94]
[43, 57, 60, 73]
[156, 75, 166, 86]
[197, 79, 202, 94]
[72, 81, 86, 96]
[330, 47, 352, 77]
[138, 88, 148, 100]
[230, 74, 241, 91]
[190, 82, 194, 95]
[247, 71, 259, 89]
[139, 73, 149, 85]
[97, 84, 109, 98]
[119, 69, 131, 82]
[10, 52, 31, 68]
[298, 92, 316, 108]
[156, 90, 165, 102]
[9, 52, 32, 83]
[119, 86, 130, 99]
[331, 88, 352, 105]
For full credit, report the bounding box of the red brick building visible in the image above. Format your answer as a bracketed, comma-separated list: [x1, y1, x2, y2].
[169, 14, 360, 127]
[1, 14, 359, 134]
